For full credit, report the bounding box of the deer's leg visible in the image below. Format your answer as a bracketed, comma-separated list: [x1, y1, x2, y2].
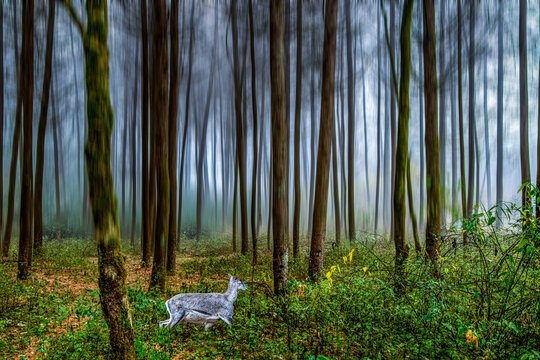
[204, 322, 214, 330]
[167, 307, 186, 328]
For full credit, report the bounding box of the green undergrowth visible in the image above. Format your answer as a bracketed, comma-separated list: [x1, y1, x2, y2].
[1, 204, 540, 359]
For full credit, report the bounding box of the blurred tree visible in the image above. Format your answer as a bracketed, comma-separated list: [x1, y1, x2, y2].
[292, 0, 302, 259]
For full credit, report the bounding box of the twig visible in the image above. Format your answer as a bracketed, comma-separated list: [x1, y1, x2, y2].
[61, 0, 84, 36]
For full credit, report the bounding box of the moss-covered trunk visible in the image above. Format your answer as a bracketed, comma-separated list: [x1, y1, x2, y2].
[392, 0, 414, 287]
[81, 0, 135, 357]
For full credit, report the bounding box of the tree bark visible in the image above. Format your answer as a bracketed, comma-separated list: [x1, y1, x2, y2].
[374, 3, 381, 233]
[483, 51, 491, 207]
[457, 0, 467, 243]
[18, 0, 34, 279]
[34, 0, 55, 251]
[407, 155, 421, 253]
[392, 0, 414, 285]
[131, 42, 139, 247]
[270, 0, 289, 294]
[466, 0, 476, 220]
[52, 84, 61, 238]
[519, 0, 530, 224]
[149, 0, 169, 294]
[140, 0, 150, 265]
[308, 0, 338, 282]
[417, 0, 425, 228]
[167, 0, 179, 274]
[177, 2, 195, 249]
[1, 1, 21, 257]
[72, 0, 136, 356]
[0, 1, 4, 241]
[438, 0, 446, 225]
[332, 122, 341, 245]
[345, 0, 356, 243]
[292, 0, 302, 259]
[496, 0, 504, 227]
[423, 0, 441, 274]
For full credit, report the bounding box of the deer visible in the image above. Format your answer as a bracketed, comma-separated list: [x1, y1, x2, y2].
[159, 274, 248, 330]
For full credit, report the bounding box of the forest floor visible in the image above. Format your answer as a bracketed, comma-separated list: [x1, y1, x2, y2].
[1, 225, 539, 359]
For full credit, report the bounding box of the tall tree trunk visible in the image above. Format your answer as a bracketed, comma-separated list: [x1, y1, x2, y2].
[232, 151, 238, 252]
[345, 0, 355, 243]
[536, 59, 540, 222]
[18, 0, 34, 279]
[518, 0, 530, 224]
[177, 2, 195, 248]
[457, 0, 467, 243]
[0, 0, 3, 242]
[360, 35, 370, 210]
[140, 0, 150, 265]
[131, 48, 139, 247]
[332, 120, 341, 245]
[121, 79, 129, 234]
[451, 46, 457, 219]
[393, 0, 414, 286]
[195, 12, 217, 243]
[149, 0, 169, 294]
[69, 23, 82, 207]
[65, 0, 137, 356]
[292, 0, 302, 259]
[374, 3, 381, 233]
[248, 0, 259, 263]
[308, 17, 316, 237]
[231, 0, 249, 255]
[34, 0, 55, 251]
[483, 51, 491, 207]
[389, 0, 396, 240]
[438, 0, 446, 225]
[52, 85, 61, 238]
[383, 50, 390, 232]
[1, 0, 21, 257]
[270, 0, 289, 294]
[496, 0, 504, 227]
[167, 0, 179, 274]
[407, 155, 421, 253]
[466, 0, 475, 220]
[417, 0, 425, 228]
[308, 0, 338, 282]
[423, 0, 441, 274]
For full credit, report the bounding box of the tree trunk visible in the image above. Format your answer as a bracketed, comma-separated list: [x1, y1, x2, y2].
[417, 0, 425, 228]
[167, 0, 179, 274]
[345, 0, 356, 243]
[33, 0, 55, 251]
[536, 59, 540, 222]
[196, 12, 217, 244]
[332, 123, 341, 245]
[482, 51, 491, 208]
[308, 0, 338, 282]
[140, 0, 150, 265]
[1, 1, 22, 257]
[374, 3, 381, 233]
[519, 0, 531, 224]
[270, 0, 289, 294]
[131, 42, 139, 247]
[423, 0, 441, 274]
[177, 2, 195, 249]
[121, 79, 129, 234]
[0, 1, 4, 241]
[149, 0, 169, 294]
[496, 0, 504, 227]
[77, 0, 136, 356]
[308, 18, 316, 237]
[438, 0, 446, 225]
[389, 0, 396, 240]
[392, 0, 414, 286]
[466, 0, 476, 220]
[360, 35, 370, 210]
[52, 85, 61, 238]
[292, 0, 302, 259]
[407, 155, 421, 253]
[232, 152, 238, 252]
[457, 0, 467, 243]
[18, 0, 34, 280]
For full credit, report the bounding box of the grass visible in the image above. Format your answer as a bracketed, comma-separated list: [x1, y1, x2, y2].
[1, 207, 539, 359]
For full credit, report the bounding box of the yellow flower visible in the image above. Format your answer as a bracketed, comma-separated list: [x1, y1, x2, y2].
[362, 267, 368, 273]
[326, 271, 332, 280]
[330, 265, 336, 273]
[465, 329, 479, 348]
[348, 248, 355, 262]
[343, 256, 348, 264]
[337, 265, 341, 273]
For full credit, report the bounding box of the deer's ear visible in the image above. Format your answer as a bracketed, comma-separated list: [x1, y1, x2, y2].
[227, 273, 233, 279]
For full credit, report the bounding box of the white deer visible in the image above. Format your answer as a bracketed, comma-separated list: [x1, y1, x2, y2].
[159, 274, 247, 330]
